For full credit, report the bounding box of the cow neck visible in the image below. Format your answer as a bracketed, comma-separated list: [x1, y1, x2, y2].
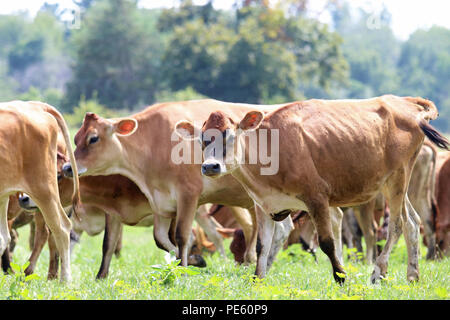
[112, 127, 159, 213]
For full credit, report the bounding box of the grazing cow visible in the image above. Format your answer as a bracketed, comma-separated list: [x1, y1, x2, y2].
[177, 95, 449, 283]
[61, 100, 293, 267]
[0, 101, 81, 282]
[435, 151, 450, 256]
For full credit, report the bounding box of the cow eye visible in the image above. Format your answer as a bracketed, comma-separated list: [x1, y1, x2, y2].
[88, 136, 99, 145]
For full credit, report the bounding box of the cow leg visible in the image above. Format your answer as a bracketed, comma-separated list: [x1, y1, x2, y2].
[114, 228, 123, 258]
[194, 205, 226, 257]
[354, 199, 377, 264]
[415, 197, 436, 260]
[266, 216, 294, 271]
[403, 195, 421, 281]
[153, 213, 178, 255]
[97, 213, 122, 279]
[24, 212, 49, 276]
[245, 207, 258, 264]
[330, 207, 344, 265]
[175, 194, 199, 267]
[1, 248, 11, 274]
[33, 196, 72, 282]
[47, 233, 59, 280]
[307, 198, 346, 284]
[229, 206, 257, 264]
[254, 204, 275, 279]
[10, 228, 19, 253]
[0, 197, 11, 260]
[371, 170, 406, 284]
[28, 220, 36, 250]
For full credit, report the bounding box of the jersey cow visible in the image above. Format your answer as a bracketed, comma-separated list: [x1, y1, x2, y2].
[61, 100, 300, 268]
[176, 95, 449, 283]
[0, 101, 81, 282]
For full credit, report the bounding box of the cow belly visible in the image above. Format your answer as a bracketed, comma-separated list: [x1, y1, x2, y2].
[249, 188, 308, 216]
[134, 215, 154, 227]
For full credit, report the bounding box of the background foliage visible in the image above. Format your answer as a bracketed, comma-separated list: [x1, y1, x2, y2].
[0, 0, 448, 131]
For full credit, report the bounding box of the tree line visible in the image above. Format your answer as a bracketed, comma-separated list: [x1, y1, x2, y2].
[0, 0, 448, 131]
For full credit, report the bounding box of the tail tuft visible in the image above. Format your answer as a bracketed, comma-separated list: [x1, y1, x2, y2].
[419, 120, 450, 150]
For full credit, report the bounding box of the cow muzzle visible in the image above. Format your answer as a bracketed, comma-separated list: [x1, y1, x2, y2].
[62, 162, 87, 177]
[201, 160, 223, 177]
[19, 194, 38, 211]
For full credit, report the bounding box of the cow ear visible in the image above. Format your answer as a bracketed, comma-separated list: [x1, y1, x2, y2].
[174, 120, 200, 141]
[114, 118, 138, 136]
[238, 111, 264, 131]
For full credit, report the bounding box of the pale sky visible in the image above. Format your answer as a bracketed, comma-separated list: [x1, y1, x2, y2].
[0, 0, 449, 40]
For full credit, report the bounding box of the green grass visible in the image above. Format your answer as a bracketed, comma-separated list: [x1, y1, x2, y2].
[1, 224, 449, 300]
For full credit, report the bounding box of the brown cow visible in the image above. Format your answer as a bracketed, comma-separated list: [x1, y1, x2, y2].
[177, 95, 449, 283]
[61, 100, 293, 267]
[0, 100, 81, 282]
[435, 151, 450, 256]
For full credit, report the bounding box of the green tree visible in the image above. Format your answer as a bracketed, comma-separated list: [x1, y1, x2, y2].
[331, 4, 401, 99]
[161, 3, 347, 103]
[65, 0, 163, 110]
[397, 26, 450, 131]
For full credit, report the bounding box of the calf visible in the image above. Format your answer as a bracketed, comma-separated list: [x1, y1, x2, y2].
[177, 95, 449, 283]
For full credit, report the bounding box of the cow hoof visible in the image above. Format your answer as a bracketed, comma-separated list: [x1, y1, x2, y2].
[333, 271, 346, 285]
[407, 271, 419, 282]
[24, 266, 33, 277]
[47, 273, 58, 281]
[188, 254, 207, 268]
[96, 273, 108, 280]
[370, 265, 384, 284]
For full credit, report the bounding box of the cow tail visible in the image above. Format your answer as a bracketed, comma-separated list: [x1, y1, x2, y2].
[405, 97, 450, 150]
[40, 103, 83, 220]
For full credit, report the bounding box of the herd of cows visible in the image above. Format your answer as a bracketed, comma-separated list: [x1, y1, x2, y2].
[0, 95, 449, 286]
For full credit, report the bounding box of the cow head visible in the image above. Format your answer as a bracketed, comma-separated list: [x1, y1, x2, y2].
[62, 112, 138, 178]
[175, 110, 264, 178]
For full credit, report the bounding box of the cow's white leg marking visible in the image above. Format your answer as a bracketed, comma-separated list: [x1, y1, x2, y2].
[254, 204, 275, 278]
[330, 207, 344, 266]
[266, 215, 294, 271]
[403, 195, 421, 281]
[153, 213, 178, 256]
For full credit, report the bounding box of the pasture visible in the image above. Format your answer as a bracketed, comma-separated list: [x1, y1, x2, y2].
[2, 224, 449, 300]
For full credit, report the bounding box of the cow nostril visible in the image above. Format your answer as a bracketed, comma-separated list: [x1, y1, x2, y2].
[212, 163, 220, 170]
